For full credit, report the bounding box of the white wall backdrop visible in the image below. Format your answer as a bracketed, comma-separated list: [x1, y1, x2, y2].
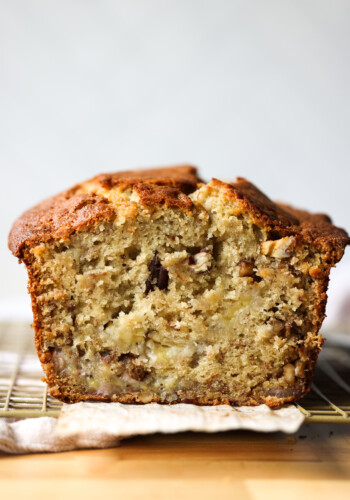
[1, 1, 349, 317]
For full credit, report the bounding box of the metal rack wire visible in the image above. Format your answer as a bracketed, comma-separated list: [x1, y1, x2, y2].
[0, 323, 61, 418]
[0, 322, 349, 422]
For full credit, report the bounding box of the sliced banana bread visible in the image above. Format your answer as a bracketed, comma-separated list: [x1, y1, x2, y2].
[9, 166, 349, 405]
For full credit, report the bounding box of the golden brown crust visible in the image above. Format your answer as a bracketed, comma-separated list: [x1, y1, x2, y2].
[276, 202, 349, 263]
[9, 165, 200, 259]
[9, 168, 349, 265]
[9, 193, 115, 260]
[91, 164, 201, 192]
[221, 177, 301, 227]
[211, 177, 349, 266]
[133, 183, 194, 210]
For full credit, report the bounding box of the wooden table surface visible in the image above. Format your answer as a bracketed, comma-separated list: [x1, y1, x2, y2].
[1, 423, 349, 500]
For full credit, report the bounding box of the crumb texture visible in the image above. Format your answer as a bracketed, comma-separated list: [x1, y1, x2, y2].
[9, 166, 349, 405]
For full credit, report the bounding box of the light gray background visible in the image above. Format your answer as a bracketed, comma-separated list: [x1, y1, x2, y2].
[1, 1, 349, 317]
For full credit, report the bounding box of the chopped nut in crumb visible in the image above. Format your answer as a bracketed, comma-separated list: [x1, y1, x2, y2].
[260, 236, 296, 259]
[238, 259, 255, 277]
[309, 266, 323, 278]
[283, 363, 295, 384]
[295, 360, 304, 378]
[257, 319, 284, 341]
[188, 249, 212, 273]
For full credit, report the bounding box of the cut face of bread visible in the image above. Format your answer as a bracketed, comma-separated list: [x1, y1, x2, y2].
[9, 166, 349, 406]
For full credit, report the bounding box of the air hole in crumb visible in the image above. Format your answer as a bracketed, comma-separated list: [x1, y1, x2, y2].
[109, 303, 133, 322]
[128, 246, 141, 260]
[252, 224, 263, 240]
[189, 351, 202, 368]
[212, 240, 222, 261]
[118, 353, 137, 362]
[122, 303, 133, 315]
[77, 345, 85, 357]
[187, 246, 202, 255]
[267, 230, 283, 241]
[55, 245, 69, 254]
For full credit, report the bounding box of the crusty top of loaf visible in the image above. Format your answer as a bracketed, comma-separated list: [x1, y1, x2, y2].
[8, 165, 349, 265]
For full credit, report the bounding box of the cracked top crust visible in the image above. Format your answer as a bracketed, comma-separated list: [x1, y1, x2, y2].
[8, 165, 349, 265]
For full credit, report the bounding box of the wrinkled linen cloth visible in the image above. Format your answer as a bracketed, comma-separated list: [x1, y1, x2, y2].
[0, 402, 304, 454]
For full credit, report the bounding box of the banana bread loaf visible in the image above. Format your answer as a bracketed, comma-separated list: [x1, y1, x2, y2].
[9, 165, 349, 406]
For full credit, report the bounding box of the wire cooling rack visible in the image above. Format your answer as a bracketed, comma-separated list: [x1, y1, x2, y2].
[0, 322, 349, 422]
[0, 323, 61, 418]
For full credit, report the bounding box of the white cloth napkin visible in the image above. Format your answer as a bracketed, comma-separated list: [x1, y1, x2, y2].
[0, 402, 304, 454]
[0, 417, 69, 454]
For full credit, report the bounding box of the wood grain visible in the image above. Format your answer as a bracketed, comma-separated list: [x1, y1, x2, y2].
[0, 424, 349, 499]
